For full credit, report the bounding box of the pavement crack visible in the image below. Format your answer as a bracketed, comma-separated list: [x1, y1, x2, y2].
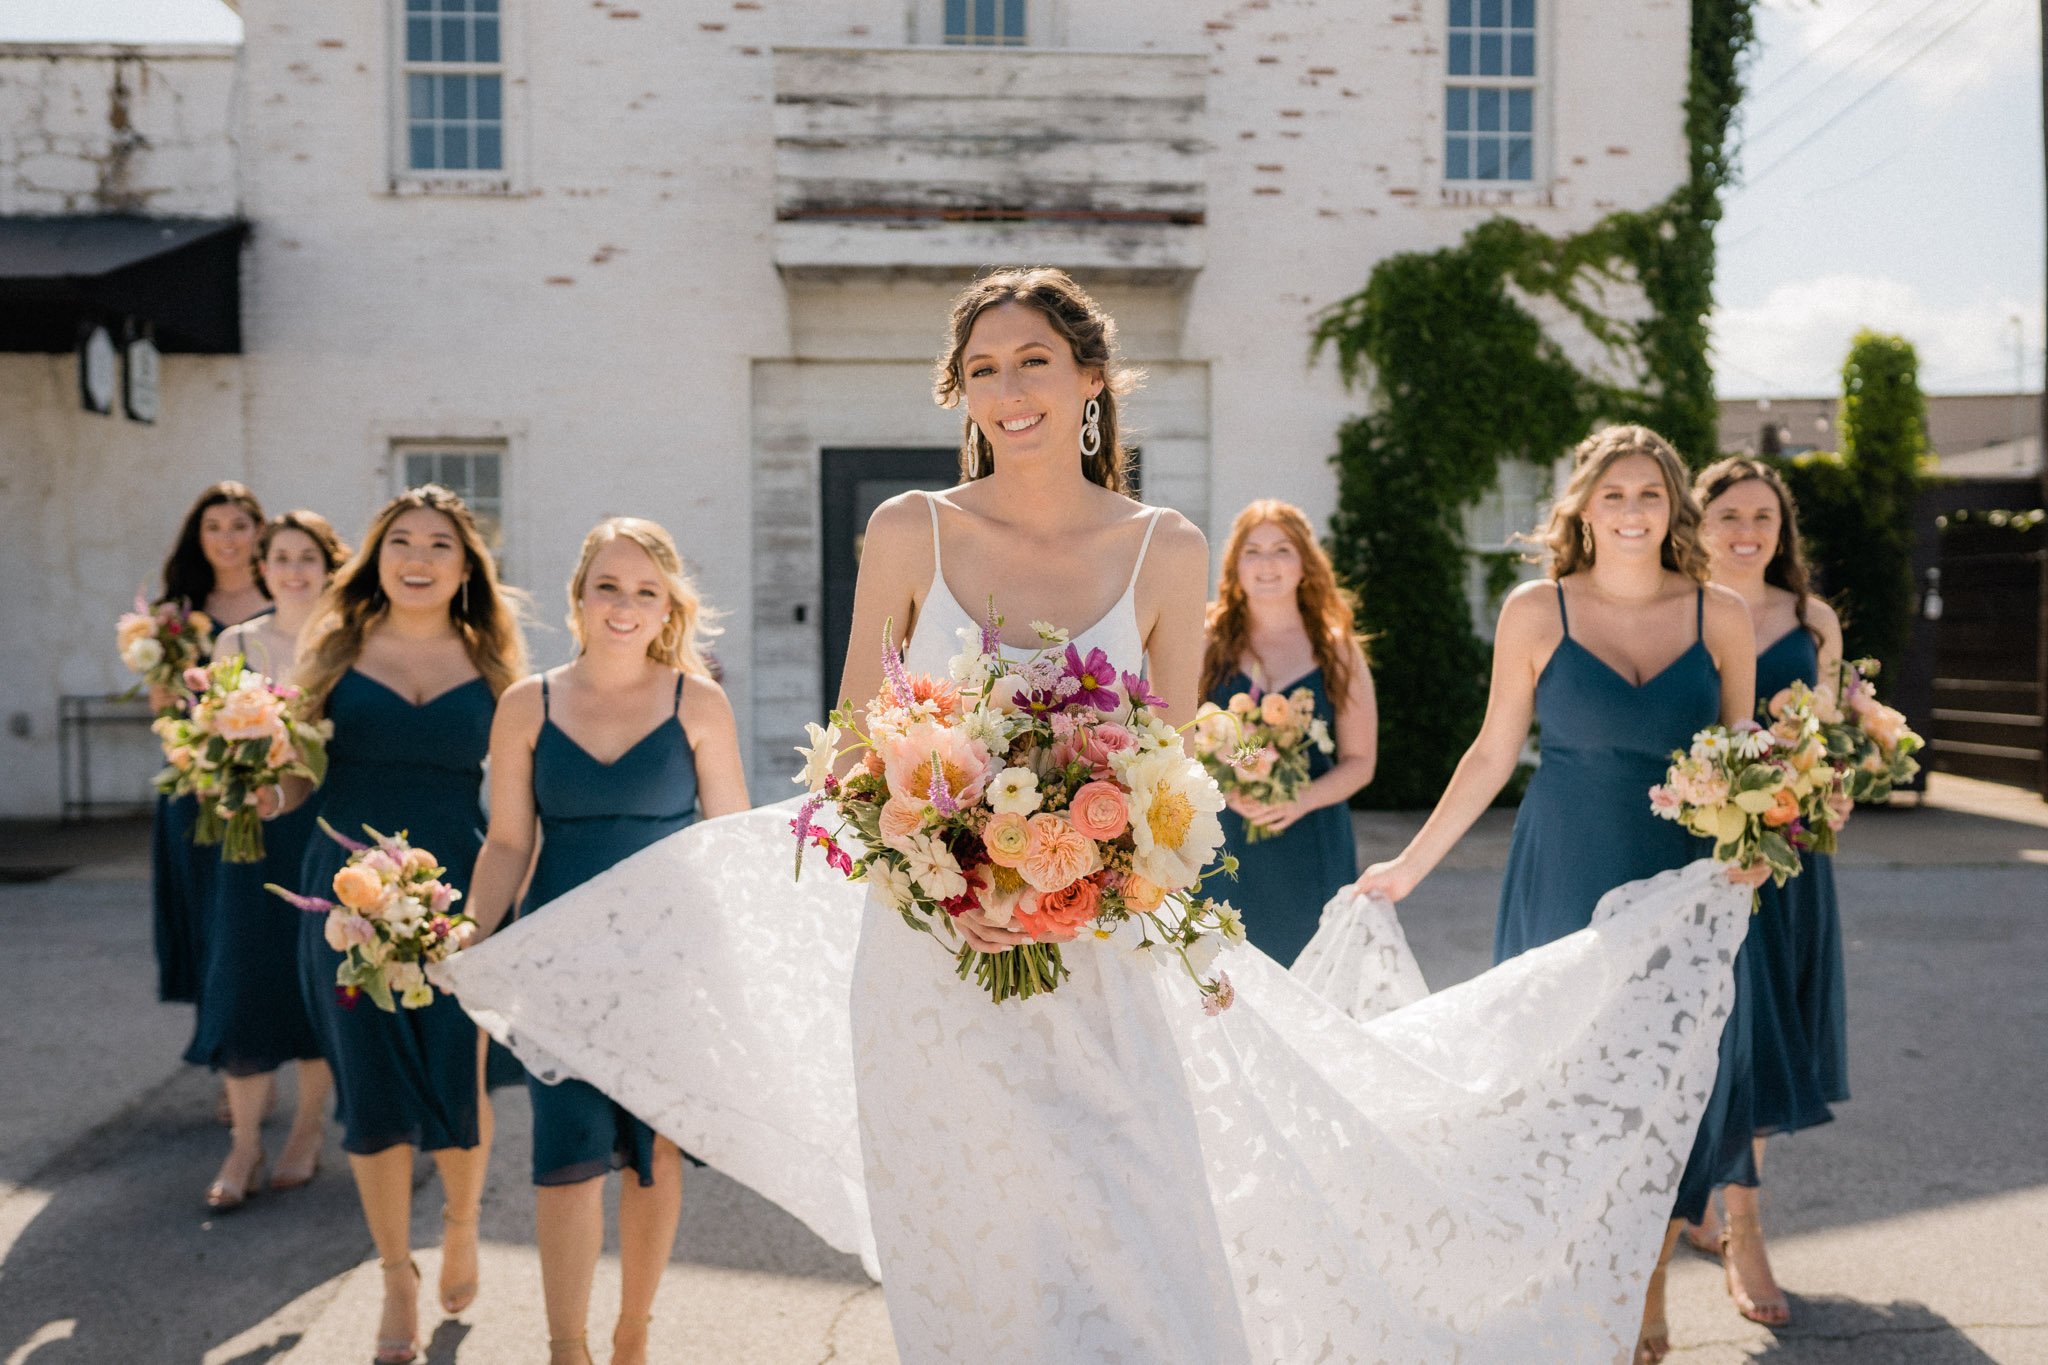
[815, 1282, 879, 1365]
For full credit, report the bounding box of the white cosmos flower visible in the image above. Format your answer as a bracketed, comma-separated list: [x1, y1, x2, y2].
[958, 706, 1009, 752]
[986, 766, 1042, 816]
[1029, 620, 1069, 645]
[949, 629, 994, 689]
[900, 833, 967, 902]
[794, 720, 841, 791]
[1735, 726, 1775, 760]
[869, 857, 917, 912]
[1213, 902, 1246, 944]
[124, 637, 164, 672]
[1185, 934, 1223, 977]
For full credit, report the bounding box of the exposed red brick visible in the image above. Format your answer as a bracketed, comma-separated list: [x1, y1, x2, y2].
[1257, 55, 1279, 64]
[1255, 164, 1283, 173]
[608, 10, 641, 18]
[739, 45, 761, 55]
[1308, 67, 1336, 75]
[1278, 109, 1303, 118]
[701, 21, 726, 31]
[1605, 146, 1629, 156]
[546, 276, 576, 285]
[316, 39, 345, 49]
[1253, 186, 1282, 195]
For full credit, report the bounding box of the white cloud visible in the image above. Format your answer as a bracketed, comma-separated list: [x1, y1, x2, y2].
[1752, 0, 2029, 113]
[1712, 273, 2044, 396]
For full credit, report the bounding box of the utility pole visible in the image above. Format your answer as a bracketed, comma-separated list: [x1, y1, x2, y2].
[2039, 0, 2048, 795]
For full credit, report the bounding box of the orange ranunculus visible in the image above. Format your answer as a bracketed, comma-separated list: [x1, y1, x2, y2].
[332, 863, 387, 911]
[1259, 693, 1293, 727]
[1120, 871, 1166, 913]
[981, 810, 1032, 867]
[1067, 780, 1130, 842]
[1013, 873, 1104, 942]
[1762, 787, 1801, 828]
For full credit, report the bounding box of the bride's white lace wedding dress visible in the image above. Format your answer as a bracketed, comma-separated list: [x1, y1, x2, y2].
[437, 503, 1749, 1363]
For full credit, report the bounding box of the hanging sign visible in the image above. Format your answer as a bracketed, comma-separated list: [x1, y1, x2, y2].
[125, 334, 161, 424]
[79, 326, 116, 415]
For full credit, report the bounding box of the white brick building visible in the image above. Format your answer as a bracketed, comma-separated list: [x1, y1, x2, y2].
[0, 1, 1691, 816]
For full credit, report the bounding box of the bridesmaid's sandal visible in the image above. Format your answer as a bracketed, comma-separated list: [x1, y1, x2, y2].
[611, 1315, 652, 1365]
[1721, 1210, 1792, 1327]
[547, 1338, 593, 1365]
[1682, 1199, 1725, 1257]
[204, 1149, 267, 1212]
[438, 1206, 480, 1314]
[376, 1257, 421, 1365]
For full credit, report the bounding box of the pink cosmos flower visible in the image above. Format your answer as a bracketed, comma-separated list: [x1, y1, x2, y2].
[1063, 645, 1119, 711]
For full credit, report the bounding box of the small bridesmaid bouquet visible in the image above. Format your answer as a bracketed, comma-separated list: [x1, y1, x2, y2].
[151, 655, 333, 862]
[1648, 717, 1840, 893]
[116, 593, 213, 710]
[793, 615, 1243, 1008]
[268, 822, 475, 1012]
[1191, 685, 1333, 842]
[1819, 658, 1924, 804]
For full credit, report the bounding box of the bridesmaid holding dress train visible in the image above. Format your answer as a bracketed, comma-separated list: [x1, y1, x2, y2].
[1684, 457, 1850, 1331]
[276, 485, 526, 1365]
[464, 517, 750, 1365]
[150, 482, 270, 1009]
[1354, 425, 1768, 1365]
[188, 511, 350, 1210]
[1199, 500, 1377, 964]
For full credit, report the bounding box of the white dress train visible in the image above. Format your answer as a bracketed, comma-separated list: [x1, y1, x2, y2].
[436, 499, 1749, 1361]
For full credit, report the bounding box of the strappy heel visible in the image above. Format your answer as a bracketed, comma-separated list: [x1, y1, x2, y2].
[548, 1338, 594, 1365]
[1722, 1209, 1791, 1327]
[438, 1205, 480, 1314]
[204, 1150, 267, 1212]
[376, 1257, 420, 1364]
[611, 1314, 653, 1365]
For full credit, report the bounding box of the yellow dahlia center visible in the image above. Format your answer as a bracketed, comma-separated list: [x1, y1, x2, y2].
[1147, 789, 1195, 850]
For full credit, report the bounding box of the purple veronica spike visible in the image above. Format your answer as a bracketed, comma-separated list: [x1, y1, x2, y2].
[980, 597, 1001, 658]
[927, 751, 959, 816]
[880, 625, 915, 707]
[265, 882, 337, 914]
[316, 816, 369, 853]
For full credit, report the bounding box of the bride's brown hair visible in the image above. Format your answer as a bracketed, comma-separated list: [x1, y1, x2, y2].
[295, 485, 528, 717]
[1201, 500, 1367, 705]
[932, 267, 1143, 493]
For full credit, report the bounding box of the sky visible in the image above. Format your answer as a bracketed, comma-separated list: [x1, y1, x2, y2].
[6, 0, 2042, 400]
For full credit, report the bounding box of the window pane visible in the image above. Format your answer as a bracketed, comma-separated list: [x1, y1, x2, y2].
[405, 453, 434, 486]
[440, 15, 469, 61]
[1446, 136, 1470, 180]
[1476, 87, 1501, 131]
[442, 124, 471, 170]
[1479, 0, 1503, 27]
[407, 0, 429, 11]
[975, 0, 996, 40]
[1507, 87, 1532, 132]
[1450, 0, 1472, 25]
[437, 453, 465, 487]
[475, 124, 502, 169]
[1511, 0, 1534, 27]
[442, 74, 470, 120]
[406, 17, 433, 62]
[476, 0, 498, 10]
[1445, 86, 1470, 132]
[945, 0, 966, 39]
[1475, 139, 1501, 179]
[475, 74, 501, 120]
[1478, 33, 1502, 75]
[469, 456, 500, 498]
[409, 124, 437, 169]
[1510, 33, 1535, 76]
[474, 15, 500, 62]
[1507, 137, 1533, 181]
[408, 73, 435, 119]
[1448, 32, 1472, 75]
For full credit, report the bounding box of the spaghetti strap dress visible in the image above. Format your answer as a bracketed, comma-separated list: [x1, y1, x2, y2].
[298, 668, 499, 1154]
[520, 670, 698, 1186]
[1495, 583, 1757, 1218]
[1206, 667, 1359, 965]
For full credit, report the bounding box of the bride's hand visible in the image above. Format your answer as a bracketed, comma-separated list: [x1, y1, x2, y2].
[1353, 856, 1422, 903]
[1724, 861, 1771, 889]
[953, 913, 1033, 954]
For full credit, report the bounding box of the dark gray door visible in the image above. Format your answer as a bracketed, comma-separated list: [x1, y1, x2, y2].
[820, 447, 959, 709]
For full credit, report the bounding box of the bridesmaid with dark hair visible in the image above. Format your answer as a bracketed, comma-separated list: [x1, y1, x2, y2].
[150, 481, 269, 1011]
[465, 517, 750, 1365]
[1199, 499, 1377, 964]
[274, 485, 526, 1365]
[189, 512, 351, 1210]
[1684, 457, 1850, 1329]
[1355, 426, 1769, 1365]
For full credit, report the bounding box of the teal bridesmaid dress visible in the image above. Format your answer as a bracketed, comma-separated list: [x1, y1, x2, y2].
[1207, 668, 1359, 965]
[151, 792, 213, 1004]
[520, 671, 700, 1186]
[1745, 625, 1849, 1135]
[1494, 584, 1756, 1220]
[298, 669, 499, 1154]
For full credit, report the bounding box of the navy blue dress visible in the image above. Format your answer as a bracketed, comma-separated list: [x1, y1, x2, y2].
[519, 671, 699, 1186]
[1745, 626, 1849, 1135]
[1495, 584, 1757, 1221]
[152, 793, 213, 1004]
[298, 669, 497, 1155]
[185, 795, 326, 1074]
[1208, 668, 1359, 966]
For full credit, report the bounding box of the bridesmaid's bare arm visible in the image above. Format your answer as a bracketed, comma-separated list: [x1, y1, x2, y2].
[1702, 583, 1758, 729]
[466, 676, 544, 938]
[682, 675, 751, 818]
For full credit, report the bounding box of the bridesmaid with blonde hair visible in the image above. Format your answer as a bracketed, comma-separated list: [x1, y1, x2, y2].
[464, 516, 749, 1365]
[1200, 499, 1377, 963]
[189, 511, 351, 1210]
[276, 485, 525, 1364]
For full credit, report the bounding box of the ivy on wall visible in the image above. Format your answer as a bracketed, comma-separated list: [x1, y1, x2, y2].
[1315, 0, 1759, 808]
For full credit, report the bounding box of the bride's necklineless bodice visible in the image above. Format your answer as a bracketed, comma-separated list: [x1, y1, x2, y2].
[906, 492, 1160, 675]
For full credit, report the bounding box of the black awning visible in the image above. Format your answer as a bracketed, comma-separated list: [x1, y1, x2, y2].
[0, 216, 246, 354]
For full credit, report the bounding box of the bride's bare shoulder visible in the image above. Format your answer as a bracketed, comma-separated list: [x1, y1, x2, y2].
[1133, 505, 1208, 582]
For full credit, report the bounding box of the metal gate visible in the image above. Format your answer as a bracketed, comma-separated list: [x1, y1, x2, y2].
[1928, 504, 2047, 794]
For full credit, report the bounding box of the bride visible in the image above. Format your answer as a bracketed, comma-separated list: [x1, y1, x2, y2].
[439, 268, 1754, 1363]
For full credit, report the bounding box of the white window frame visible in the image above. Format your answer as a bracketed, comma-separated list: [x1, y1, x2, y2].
[914, 0, 1055, 47]
[391, 438, 511, 575]
[388, 0, 524, 196]
[1439, 0, 1551, 206]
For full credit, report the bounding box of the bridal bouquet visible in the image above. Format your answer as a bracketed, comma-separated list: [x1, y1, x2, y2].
[1191, 684, 1333, 842]
[269, 822, 474, 1011]
[1648, 715, 1841, 889]
[151, 655, 332, 862]
[1820, 658, 1924, 803]
[116, 594, 213, 707]
[793, 617, 1244, 1008]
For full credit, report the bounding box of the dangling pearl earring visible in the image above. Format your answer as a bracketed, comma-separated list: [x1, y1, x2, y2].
[1080, 396, 1102, 460]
